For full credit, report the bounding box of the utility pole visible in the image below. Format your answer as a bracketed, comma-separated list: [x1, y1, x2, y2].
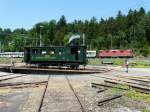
[133, 27, 135, 41]
[111, 35, 112, 49]
[36, 32, 38, 46]
[40, 25, 43, 47]
[83, 33, 85, 46]
[0, 41, 1, 52]
[130, 28, 132, 42]
[130, 26, 134, 42]
[108, 34, 113, 49]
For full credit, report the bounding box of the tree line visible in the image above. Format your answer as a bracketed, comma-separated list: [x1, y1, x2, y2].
[0, 7, 150, 56]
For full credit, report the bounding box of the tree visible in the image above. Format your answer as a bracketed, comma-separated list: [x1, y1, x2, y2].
[0, 7, 150, 56]
[57, 15, 67, 31]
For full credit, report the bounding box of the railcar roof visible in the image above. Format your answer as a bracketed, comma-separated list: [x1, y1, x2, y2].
[24, 45, 86, 48]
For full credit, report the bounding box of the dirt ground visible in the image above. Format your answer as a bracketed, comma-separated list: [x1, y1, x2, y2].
[0, 65, 149, 112]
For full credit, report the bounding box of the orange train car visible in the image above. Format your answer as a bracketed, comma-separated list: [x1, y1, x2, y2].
[98, 49, 133, 58]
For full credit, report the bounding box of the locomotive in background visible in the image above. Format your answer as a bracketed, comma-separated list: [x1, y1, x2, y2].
[24, 35, 87, 68]
[86, 49, 133, 58]
[0, 50, 133, 59]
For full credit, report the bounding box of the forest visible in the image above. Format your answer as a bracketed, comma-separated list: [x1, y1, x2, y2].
[0, 7, 150, 56]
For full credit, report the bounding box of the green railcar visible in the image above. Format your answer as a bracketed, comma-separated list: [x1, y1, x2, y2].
[24, 45, 87, 68]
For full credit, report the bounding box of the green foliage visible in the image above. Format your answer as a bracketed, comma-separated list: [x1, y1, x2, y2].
[0, 7, 150, 56]
[87, 58, 101, 65]
[0, 58, 23, 64]
[126, 89, 150, 103]
[111, 59, 124, 65]
[111, 84, 129, 95]
[142, 44, 150, 57]
[88, 58, 150, 68]
[130, 59, 150, 68]
[142, 108, 150, 112]
[63, 32, 73, 45]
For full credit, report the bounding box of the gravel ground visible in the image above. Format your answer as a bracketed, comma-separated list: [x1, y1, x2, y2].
[41, 75, 83, 112]
[0, 65, 149, 112]
[113, 67, 150, 77]
[0, 74, 48, 84]
[0, 74, 24, 81]
[67, 75, 130, 112]
[0, 85, 45, 112]
[68, 75, 149, 112]
[19, 85, 46, 112]
[0, 72, 13, 76]
[67, 75, 103, 112]
[0, 91, 29, 112]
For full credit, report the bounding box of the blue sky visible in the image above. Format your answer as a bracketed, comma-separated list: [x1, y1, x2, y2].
[0, 0, 150, 30]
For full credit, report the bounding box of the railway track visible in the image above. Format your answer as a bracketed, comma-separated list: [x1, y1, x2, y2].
[90, 74, 150, 87]
[0, 81, 47, 89]
[38, 75, 86, 112]
[65, 76, 86, 112]
[0, 73, 14, 77]
[89, 74, 150, 94]
[37, 75, 50, 112]
[90, 73, 150, 106]
[0, 73, 28, 82]
[0, 73, 51, 112]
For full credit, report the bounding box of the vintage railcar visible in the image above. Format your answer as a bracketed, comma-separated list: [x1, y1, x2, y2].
[98, 49, 133, 58]
[86, 50, 97, 58]
[24, 45, 86, 68]
[0, 52, 24, 58]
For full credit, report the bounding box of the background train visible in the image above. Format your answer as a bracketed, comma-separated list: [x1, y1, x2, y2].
[0, 49, 133, 58]
[0, 52, 24, 58]
[87, 49, 133, 58]
[0, 51, 96, 58]
[86, 51, 97, 58]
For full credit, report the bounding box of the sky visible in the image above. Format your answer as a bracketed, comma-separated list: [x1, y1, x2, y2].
[0, 0, 150, 30]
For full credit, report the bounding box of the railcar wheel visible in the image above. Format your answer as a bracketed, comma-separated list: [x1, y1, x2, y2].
[70, 64, 79, 70]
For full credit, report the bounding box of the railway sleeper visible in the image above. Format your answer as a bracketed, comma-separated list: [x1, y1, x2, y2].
[0, 81, 47, 87]
[97, 88, 107, 93]
[98, 95, 122, 106]
[104, 80, 150, 94]
[1, 85, 41, 89]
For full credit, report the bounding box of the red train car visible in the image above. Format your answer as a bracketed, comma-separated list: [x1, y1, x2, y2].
[98, 49, 133, 58]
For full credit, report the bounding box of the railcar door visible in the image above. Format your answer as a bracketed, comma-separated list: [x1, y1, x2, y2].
[24, 48, 31, 63]
[71, 47, 79, 61]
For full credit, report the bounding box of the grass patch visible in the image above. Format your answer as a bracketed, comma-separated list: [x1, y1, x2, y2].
[111, 84, 129, 95]
[125, 89, 150, 103]
[87, 58, 124, 66]
[130, 60, 150, 68]
[142, 108, 150, 112]
[131, 65, 150, 68]
[0, 58, 23, 64]
[87, 58, 101, 65]
[110, 84, 150, 112]
[110, 59, 124, 65]
[111, 84, 150, 103]
[88, 58, 150, 68]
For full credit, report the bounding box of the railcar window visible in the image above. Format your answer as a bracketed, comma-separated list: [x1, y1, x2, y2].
[49, 49, 55, 55]
[78, 50, 80, 54]
[41, 49, 47, 55]
[59, 49, 62, 55]
[32, 49, 38, 54]
[71, 48, 78, 54]
[51, 51, 54, 54]
[42, 50, 47, 55]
